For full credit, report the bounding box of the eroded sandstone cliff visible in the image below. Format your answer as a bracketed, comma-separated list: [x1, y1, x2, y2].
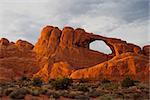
[0, 26, 149, 82]
[0, 38, 39, 82]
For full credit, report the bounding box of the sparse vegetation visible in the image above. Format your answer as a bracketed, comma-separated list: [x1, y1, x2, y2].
[9, 87, 30, 99]
[100, 82, 120, 90]
[31, 87, 40, 96]
[48, 79, 55, 84]
[50, 77, 73, 90]
[0, 76, 149, 100]
[20, 76, 28, 81]
[101, 78, 111, 84]
[4, 88, 14, 96]
[77, 85, 89, 92]
[79, 78, 88, 83]
[32, 77, 43, 87]
[121, 77, 135, 88]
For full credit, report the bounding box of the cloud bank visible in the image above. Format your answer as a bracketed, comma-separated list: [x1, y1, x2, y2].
[0, 0, 149, 53]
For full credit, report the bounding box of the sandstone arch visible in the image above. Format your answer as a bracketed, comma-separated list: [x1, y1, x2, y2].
[89, 40, 112, 54]
[33, 26, 142, 69]
[0, 25, 149, 83]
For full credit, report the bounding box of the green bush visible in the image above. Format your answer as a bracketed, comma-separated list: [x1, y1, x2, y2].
[77, 85, 89, 92]
[32, 77, 43, 87]
[121, 77, 135, 88]
[50, 77, 73, 90]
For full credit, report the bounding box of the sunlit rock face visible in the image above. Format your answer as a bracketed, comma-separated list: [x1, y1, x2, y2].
[33, 26, 111, 69]
[0, 25, 149, 83]
[70, 53, 149, 82]
[33, 26, 141, 69]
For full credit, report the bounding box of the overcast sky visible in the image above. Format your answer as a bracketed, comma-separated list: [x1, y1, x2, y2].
[0, 0, 149, 53]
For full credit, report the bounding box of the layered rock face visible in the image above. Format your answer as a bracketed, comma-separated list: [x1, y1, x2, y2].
[33, 26, 111, 69]
[0, 38, 39, 82]
[0, 25, 149, 82]
[33, 26, 141, 69]
[70, 53, 149, 82]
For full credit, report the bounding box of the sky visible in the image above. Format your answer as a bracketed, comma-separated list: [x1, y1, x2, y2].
[0, 0, 149, 53]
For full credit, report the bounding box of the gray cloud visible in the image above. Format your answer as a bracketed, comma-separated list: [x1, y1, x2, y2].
[0, 0, 149, 53]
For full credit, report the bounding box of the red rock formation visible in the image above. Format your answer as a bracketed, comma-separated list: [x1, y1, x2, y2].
[70, 53, 149, 82]
[33, 26, 112, 69]
[143, 45, 150, 57]
[0, 38, 9, 46]
[33, 63, 49, 81]
[49, 62, 75, 79]
[16, 39, 34, 50]
[0, 38, 39, 82]
[0, 25, 149, 82]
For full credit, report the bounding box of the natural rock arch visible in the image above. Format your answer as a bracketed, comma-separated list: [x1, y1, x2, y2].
[89, 40, 112, 54]
[0, 25, 148, 83]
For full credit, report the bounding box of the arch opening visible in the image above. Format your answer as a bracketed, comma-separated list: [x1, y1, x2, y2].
[89, 40, 112, 54]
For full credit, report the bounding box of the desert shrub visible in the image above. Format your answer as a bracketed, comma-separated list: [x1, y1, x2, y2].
[40, 88, 48, 95]
[101, 83, 119, 90]
[31, 88, 40, 96]
[133, 80, 140, 85]
[9, 87, 30, 99]
[4, 88, 14, 96]
[50, 77, 73, 90]
[30, 87, 48, 96]
[79, 78, 88, 83]
[77, 85, 89, 92]
[100, 78, 119, 90]
[121, 77, 135, 88]
[18, 76, 31, 83]
[51, 92, 60, 99]
[18, 76, 32, 87]
[32, 77, 43, 87]
[134, 80, 140, 83]
[48, 79, 55, 84]
[101, 78, 111, 84]
[20, 76, 28, 81]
